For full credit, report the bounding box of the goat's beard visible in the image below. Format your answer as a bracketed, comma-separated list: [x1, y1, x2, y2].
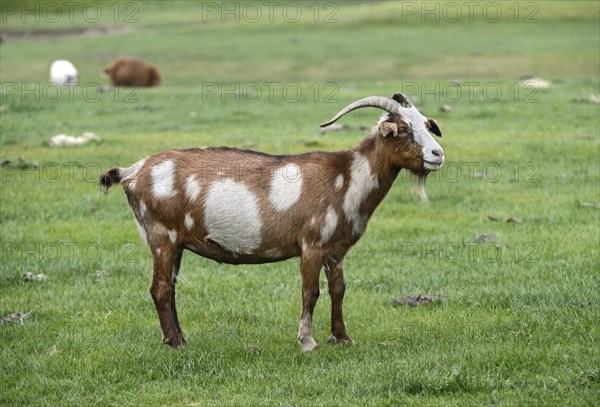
[410, 170, 430, 203]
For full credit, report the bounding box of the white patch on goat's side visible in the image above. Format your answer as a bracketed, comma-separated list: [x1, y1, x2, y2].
[151, 160, 176, 199]
[204, 179, 262, 254]
[155, 248, 161, 256]
[319, 206, 338, 246]
[184, 213, 194, 231]
[185, 175, 202, 202]
[168, 229, 177, 244]
[269, 163, 303, 212]
[343, 152, 379, 236]
[134, 216, 148, 246]
[335, 174, 344, 190]
[310, 216, 316, 226]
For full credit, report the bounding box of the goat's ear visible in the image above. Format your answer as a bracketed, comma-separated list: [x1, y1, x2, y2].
[392, 93, 412, 108]
[378, 121, 398, 138]
[428, 118, 442, 137]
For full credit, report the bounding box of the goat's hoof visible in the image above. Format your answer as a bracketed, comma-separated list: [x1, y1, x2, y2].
[299, 337, 318, 352]
[167, 340, 185, 349]
[162, 335, 185, 349]
[327, 334, 355, 346]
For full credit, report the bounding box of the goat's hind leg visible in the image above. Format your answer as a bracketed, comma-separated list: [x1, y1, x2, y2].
[150, 246, 185, 348]
[297, 250, 322, 352]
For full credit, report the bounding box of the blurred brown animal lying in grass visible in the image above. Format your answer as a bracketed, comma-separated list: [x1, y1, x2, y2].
[103, 57, 161, 87]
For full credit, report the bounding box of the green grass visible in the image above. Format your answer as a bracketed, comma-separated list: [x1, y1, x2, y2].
[1, 1, 599, 406]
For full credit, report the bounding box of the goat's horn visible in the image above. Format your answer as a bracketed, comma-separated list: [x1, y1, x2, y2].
[319, 96, 400, 128]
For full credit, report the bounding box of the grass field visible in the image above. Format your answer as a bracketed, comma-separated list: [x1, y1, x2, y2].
[1, 1, 599, 406]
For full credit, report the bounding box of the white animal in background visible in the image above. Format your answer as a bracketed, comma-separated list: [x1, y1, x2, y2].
[50, 60, 78, 87]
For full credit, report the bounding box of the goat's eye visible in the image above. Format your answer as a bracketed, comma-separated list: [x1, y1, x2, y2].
[398, 127, 412, 137]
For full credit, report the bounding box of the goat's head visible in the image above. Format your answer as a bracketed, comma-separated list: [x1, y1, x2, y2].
[320, 93, 445, 201]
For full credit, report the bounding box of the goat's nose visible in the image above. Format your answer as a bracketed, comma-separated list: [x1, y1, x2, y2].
[431, 149, 444, 159]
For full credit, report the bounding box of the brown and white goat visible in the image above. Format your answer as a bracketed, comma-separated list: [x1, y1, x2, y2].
[103, 57, 161, 87]
[99, 94, 444, 351]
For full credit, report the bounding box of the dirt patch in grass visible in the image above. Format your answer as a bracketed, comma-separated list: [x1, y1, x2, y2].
[392, 295, 445, 307]
[1, 25, 132, 41]
[1, 311, 32, 325]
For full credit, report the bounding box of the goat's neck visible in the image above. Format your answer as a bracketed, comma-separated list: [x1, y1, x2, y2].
[353, 135, 400, 218]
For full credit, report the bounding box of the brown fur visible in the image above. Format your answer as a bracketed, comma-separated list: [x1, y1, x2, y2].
[103, 57, 161, 87]
[100, 113, 439, 350]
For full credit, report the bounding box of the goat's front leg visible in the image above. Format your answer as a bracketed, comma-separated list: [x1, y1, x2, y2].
[297, 250, 322, 352]
[150, 247, 184, 349]
[324, 258, 354, 345]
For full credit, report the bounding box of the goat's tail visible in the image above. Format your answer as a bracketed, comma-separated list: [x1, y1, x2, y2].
[99, 167, 122, 193]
